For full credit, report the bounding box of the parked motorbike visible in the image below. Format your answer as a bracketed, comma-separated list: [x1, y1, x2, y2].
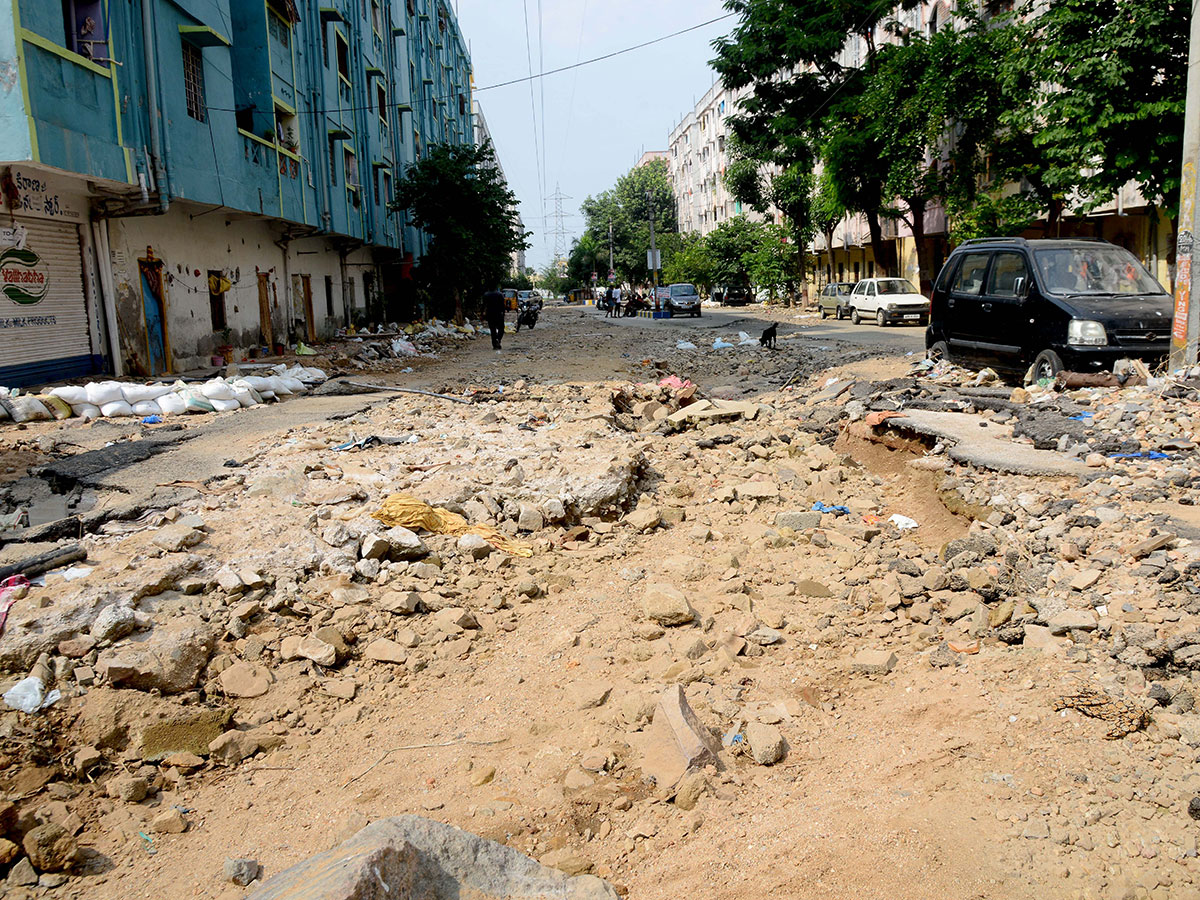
[623, 295, 650, 317]
[515, 298, 541, 331]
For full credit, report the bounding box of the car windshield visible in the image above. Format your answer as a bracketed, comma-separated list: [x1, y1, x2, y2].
[877, 279, 918, 295]
[1034, 246, 1164, 296]
[670, 284, 697, 298]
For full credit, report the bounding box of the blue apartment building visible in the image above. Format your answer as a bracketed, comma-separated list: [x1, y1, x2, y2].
[0, 0, 475, 385]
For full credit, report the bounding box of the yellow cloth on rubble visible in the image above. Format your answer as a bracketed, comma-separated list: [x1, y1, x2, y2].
[372, 494, 533, 558]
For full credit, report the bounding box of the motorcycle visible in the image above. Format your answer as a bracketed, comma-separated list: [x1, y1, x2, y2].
[623, 295, 650, 317]
[515, 298, 541, 331]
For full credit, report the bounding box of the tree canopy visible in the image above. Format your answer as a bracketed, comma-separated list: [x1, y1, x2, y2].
[576, 159, 678, 286]
[393, 141, 528, 321]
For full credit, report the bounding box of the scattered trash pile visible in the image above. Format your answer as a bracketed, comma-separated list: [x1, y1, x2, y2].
[345, 319, 478, 365]
[0, 365, 327, 424]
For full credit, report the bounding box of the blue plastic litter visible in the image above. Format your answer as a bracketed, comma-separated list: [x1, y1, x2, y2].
[141, 415, 163, 424]
[1068, 412, 1094, 421]
[1108, 451, 1171, 460]
[812, 501, 851, 516]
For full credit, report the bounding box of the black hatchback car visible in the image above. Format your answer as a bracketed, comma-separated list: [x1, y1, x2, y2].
[926, 238, 1172, 381]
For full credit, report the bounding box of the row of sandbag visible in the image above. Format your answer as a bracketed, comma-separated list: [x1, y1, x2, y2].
[0, 365, 327, 424]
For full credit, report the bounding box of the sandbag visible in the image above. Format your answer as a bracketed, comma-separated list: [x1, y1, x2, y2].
[200, 379, 236, 401]
[265, 376, 292, 396]
[231, 388, 257, 408]
[0, 395, 52, 423]
[231, 380, 264, 405]
[122, 383, 172, 404]
[86, 381, 126, 406]
[210, 397, 241, 412]
[37, 395, 73, 420]
[279, 377, 306, 393]
[70, 402, 101, 420]
[157, 392, 186, 416]
[180, 390, 215, 413]
[131, 400, 162, 416]
[240, 376, 272, 392]
[49, 385, 87, 406]
[99, 400, 134, 418]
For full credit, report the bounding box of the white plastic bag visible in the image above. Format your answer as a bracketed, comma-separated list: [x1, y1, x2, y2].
[738, 331, 757, 346]
[675, 341, 698, 350]
[889, 514, 919, 530]
[712, 338, 734, 350]
[2, 676, 60, 713]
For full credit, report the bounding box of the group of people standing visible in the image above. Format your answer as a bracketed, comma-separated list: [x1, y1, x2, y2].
[602, 286, 649, 318]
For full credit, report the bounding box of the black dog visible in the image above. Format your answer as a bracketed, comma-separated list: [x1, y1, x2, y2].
[759, 323, 778, 349]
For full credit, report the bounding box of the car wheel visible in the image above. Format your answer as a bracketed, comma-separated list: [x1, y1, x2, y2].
[876, 309, 887, 327]
[928, 340, 951, 364]
[835, 306, 844, 320]
[1031, 349, 1064, 384]
[694, 310, 701, 318]
[850, 308, 861, 325]
[819, 306, 828, 319]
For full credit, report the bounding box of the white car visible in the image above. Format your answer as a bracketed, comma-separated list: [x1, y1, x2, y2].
[846, 278, 930, 326]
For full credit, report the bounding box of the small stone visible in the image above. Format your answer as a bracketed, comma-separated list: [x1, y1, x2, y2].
[162, 752, 204, 771]
[1070, 569, 1102, 591]
[852, 649, 898, 675]
[674, 772, 707, 810]
[57, 636, 97, 659]
[323, 679, 357, 700]
[457, 533, 492, 560]
[9, 857, 37, 885]
[150, 808, 188, 834]
[626, 507, 662, 533]
[469, 765, 496, 787]
[364, 638, 408, 665]
[152, 523, 205, 552]
[775, 510, 821, 531]
[1188, 796, 1200, 821]
[0, 838, 18, 865]
[796, 579, 833, 598]
[22, 823, 77, 872]
[214, 567, 245, 593]
[517, 505, 544, 532]
[73, 746, 102, 776]
[1048, 610, 1098, 634]
[90, 604, 137, 643]
[360, 534, 391, 561]
[564, 768, 594, 790]
[223, 857, 260, 886]
[570, 680, 612, 710]
[642, 584, 696, 627]
[218, 661, 272, 698]
[745, 722, 786, 765]
[73, 666, 96, 686]
[105, 774, 149, 803]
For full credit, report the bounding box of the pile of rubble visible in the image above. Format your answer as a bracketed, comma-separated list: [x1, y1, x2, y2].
[1, 353, 1200, 897]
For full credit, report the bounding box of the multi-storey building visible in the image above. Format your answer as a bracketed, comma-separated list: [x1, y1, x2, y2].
[0, 0, 476, 386]
[667, 80, 778, 238]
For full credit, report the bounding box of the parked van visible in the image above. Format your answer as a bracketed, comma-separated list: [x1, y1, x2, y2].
[926, 238, 1172, 381]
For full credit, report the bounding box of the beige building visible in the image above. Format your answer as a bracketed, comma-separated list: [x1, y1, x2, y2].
[667, 81, 778, 237]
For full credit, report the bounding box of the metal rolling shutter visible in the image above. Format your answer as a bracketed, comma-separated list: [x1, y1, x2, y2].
[0, 217, 92, 385]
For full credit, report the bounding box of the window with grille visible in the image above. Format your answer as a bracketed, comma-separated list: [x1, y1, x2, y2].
[182, 40, 206, 122]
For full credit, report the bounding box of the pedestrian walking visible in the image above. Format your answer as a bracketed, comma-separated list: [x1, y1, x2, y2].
[604, 285, 615, 318]
[483, 286, 506, 350]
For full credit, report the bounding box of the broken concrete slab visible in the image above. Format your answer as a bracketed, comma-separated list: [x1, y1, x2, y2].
[245, 816, 618, 900]
[95, 616, 216, 694]
[631, 685, 722, 790]
[867, 410, 1089, 477]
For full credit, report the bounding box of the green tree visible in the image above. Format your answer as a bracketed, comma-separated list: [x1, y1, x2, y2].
[662, 233, 716, 293]
[579, 159, 678, 285]
[706, 215, 767, 288]
[1027, 0, 1187, 226]
[393, 141, 528, 322]
[566, 233, 604, 291]
[746, 223, 799, 302]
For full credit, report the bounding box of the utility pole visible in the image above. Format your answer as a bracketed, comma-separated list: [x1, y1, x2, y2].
[608, 219, 614, 279]
[1171, 0, 1200, 371]
[647, 189, 659, 296]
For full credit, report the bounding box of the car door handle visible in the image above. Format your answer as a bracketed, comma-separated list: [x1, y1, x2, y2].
[947, 297, 955, 308]
[981, 302, 992, 312]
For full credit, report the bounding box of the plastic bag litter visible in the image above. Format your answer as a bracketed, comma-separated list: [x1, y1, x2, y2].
[372, 494, 533, 558]
[130, 400, 162, 417]
[713, 338, 734, 349]
[812, 501, 851, 515]
[737, 331, 757, 346]
[99, 400, 134, 418]
[296, 341, 316, 355]
[888, 514, 919, 530]
[0, 395, 52, 423]
[3, 676, 60, 713]
[658, 375, 694, 391]
[675, 340, 698, 350]
[392, 339, 419, 357]
[141, 415, 163, 424]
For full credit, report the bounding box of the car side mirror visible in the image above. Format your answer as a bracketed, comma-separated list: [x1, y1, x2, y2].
[1013, 276, 1028, 299]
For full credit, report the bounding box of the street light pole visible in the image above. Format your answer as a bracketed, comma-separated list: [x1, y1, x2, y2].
[647, 189, 659, 295]
[608, 219, 614, 281]
[1170, 0, 1200, 371]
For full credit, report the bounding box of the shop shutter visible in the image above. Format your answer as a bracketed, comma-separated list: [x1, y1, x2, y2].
[0, 217, 93, 386]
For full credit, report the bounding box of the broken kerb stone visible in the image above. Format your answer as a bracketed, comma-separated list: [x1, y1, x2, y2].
[245, 816, 618, 900]
[632, 684, 722, 790]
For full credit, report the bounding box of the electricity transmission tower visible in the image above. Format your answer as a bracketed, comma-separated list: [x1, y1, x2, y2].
[549, 183, 571, 272]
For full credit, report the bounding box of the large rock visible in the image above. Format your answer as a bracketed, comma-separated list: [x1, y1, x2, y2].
[383, 527, 428, 561]
[218, 662, 273, 698]
[642, 584, 695, 627]
[632, 685, 722, 790]
[90, 604, 138, 643]
[23, 823, 77, 872]
[246, 816, 617, 900]
[96, 616, 216, 694]
[138, 707, 233, 760]
[209, 728, 285, 765]
[745, 722, 786, 765]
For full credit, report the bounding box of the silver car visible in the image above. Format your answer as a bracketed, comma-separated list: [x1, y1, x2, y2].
[666, 283, 702, 317]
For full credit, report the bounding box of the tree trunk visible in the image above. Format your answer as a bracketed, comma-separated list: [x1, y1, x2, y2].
[907, 196, 929, 293]
[865, 210, 898, 276]
[824, 230, 836, 285]
[454, 287, 464, 327]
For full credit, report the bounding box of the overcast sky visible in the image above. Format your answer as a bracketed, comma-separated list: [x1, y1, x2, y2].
[454, 0, 733, 271]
